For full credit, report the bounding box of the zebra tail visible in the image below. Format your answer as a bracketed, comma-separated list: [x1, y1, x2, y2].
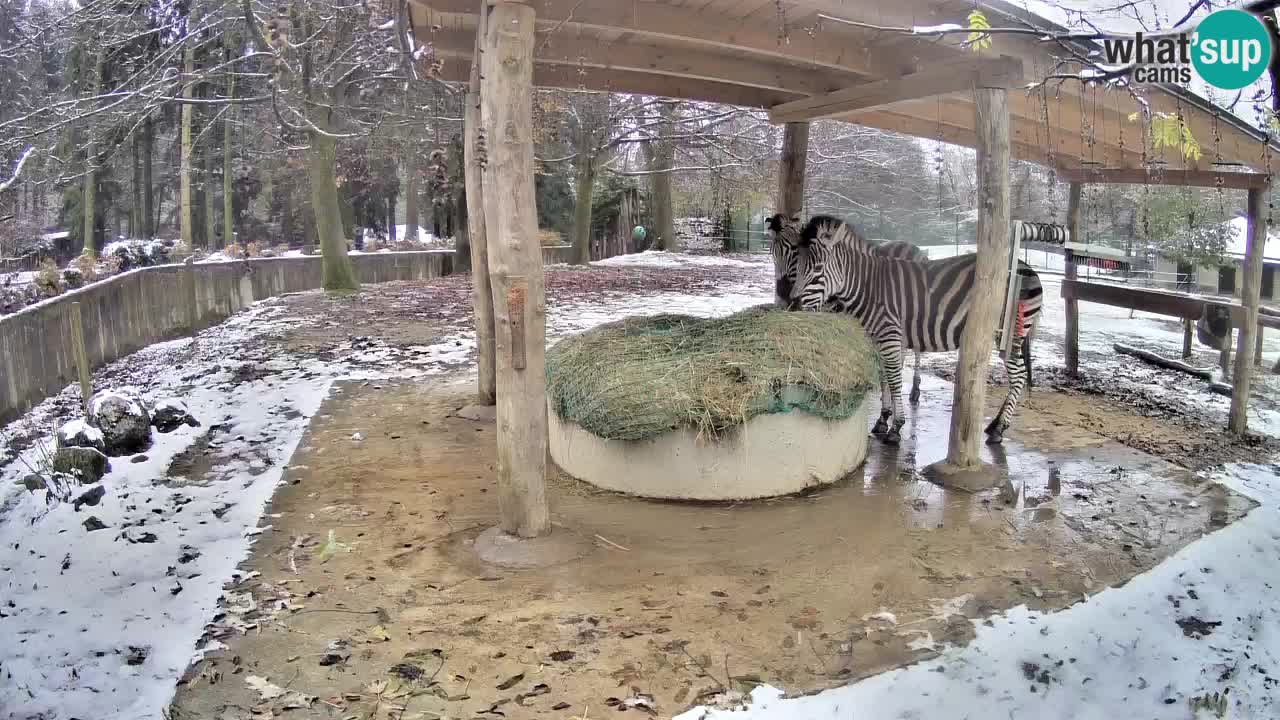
[1022, 325, 1033, 388]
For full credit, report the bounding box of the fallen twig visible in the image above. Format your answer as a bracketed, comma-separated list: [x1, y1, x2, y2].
[594, 534, 630, 551]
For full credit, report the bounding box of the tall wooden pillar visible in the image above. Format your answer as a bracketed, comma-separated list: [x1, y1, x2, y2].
[1064, 182, 1082, 376]
[1229, 186, 1268, 434]
[945, 87, 1011, 469]
[776, 122, 809, 218]
[479, 1, 550, 537]
[464, 2, 496, 405]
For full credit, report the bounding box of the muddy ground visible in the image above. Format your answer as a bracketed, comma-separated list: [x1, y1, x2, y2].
[169, 374, 1251, 720]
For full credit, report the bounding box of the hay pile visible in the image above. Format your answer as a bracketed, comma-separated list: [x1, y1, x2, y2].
[546, 306, 880, 441]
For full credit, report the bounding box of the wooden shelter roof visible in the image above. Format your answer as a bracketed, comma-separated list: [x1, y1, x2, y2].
[413, 0, 1278, 183]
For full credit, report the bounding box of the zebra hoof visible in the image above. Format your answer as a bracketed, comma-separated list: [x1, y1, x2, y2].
[985, 429, 1005, 445]
[871, 420, 889, 436]
[882, 428, 901, 445]
[908, 387, 921, 404]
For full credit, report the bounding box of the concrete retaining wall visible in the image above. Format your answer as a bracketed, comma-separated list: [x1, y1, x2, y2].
[0, 251, 454, 425]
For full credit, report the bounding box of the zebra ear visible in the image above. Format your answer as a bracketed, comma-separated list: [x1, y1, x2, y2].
[766, 213, 785, 233]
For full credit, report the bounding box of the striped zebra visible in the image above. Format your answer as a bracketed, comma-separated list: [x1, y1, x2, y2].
[770, 213, 1041, 445]
[869, 239, 928, 405]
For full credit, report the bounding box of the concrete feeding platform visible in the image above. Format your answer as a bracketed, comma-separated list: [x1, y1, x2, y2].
[547, 399, 870, 501]
[171, 374, 1254, 720]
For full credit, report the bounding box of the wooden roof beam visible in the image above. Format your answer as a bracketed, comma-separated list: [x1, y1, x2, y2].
[428, 28, 850, 96]
[412, 0, 917, 79]
[432, 60, 799, 109]
[768, 56, 1024, 124]
[848, 110, 1087, 168]
[1056, 167, 1271, 190]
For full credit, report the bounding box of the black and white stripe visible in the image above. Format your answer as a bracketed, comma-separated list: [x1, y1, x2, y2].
[781, 214, 1042, 445]
[869, 240, 928, 405]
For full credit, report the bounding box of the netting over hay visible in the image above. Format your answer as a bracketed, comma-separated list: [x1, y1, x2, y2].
[546, 306, 880, 441]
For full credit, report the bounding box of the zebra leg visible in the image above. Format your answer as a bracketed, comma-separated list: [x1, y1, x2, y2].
[872, 378, 892, 435]
[880, 338, 907, 445]
[985, 334, 1029, 444]
[908, 351, 922, 404]
[1021, 328, 1033, 389]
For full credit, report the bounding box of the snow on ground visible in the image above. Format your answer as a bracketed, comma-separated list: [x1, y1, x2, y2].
[0, 271, 34, 287]
[2, 250, 1279, 719]
[592, 249, 764, 270]
[0, 302, 479, 720]
[676, 461, 1280, 720]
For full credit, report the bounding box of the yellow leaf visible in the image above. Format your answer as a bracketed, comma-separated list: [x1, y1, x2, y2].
[966, 9, 992, 51]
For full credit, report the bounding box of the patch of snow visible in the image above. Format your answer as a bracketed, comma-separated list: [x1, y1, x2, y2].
[58, 418, 103, 444]
[88, 388, 145, 418]
[913, 22, 964, 33]
[592, 250, 762, 270]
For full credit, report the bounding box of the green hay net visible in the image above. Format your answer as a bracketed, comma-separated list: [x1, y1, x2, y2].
[546, 305, 881, 441]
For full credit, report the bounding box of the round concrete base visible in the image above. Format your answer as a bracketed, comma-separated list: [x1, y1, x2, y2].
[922, 460, 1006, 492]
[547, 400, 870, 501]
[473, 526, 594, 569]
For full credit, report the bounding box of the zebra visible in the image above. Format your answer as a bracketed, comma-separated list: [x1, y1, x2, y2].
[768, 215, 957, 406]
[868, 238, 929, 405]
[773, 213, 1042, 445]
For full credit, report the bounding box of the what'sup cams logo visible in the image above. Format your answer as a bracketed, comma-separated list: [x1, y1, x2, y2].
[1101, 8, 1273, 89]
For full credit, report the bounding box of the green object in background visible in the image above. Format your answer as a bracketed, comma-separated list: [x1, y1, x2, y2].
[632, 225, 647, 243]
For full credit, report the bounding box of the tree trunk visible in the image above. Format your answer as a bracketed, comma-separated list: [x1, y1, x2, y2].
[454, 193, 471, 271]
[945, 87, 1011, 471]
[1230, 188, 1267, 434]
[204, 119, 218, 249]
[82, 47, 105, 257]
[1064, 182, 1082, 376]
[307, 125, 360, 291]
[132, 130, 142, 239]
[180, 36, 195, 250]
[480, 1, 549, 537]
[776, 122, 809, 218]
[142, 115, 154, 239]
[465, 17, 496, 405]
[571, 155, 594, 264]
[223, 61, 235, 248]
[387, 193, 397, 242]
[650, 101, 678, 252]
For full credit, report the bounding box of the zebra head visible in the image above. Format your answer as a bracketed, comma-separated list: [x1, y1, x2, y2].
[790, 215, 854, 312]
[766, 212, 803, 307]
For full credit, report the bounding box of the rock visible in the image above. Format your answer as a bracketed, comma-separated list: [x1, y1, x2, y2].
[52, 446, 110, 484]
[88, 389, 152, 455]
[72, 484, 106, 511]
[83, 516, 108, 532]
[21, 474, 46, 492]
[56, 419, 106, 454]
[152, 399, 199, 433]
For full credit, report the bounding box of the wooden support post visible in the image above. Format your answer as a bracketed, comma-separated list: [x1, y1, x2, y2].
[776, 122, 809, 217]
[1182, 319, 1194, 359]
[465, 0, 496, 405]
[480, 1, 550, 538]
[1220, 340, 1232, 379]
[1229, 186, 1268, 434]
[70, 302, 92, 417]
[945, 87, 1010, 470]
[1255, 326, 1264, 366]
[1064, 182, 1082, 377]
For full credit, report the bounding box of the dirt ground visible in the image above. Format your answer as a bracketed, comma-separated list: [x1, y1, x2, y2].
[169, 372, 1252, 720]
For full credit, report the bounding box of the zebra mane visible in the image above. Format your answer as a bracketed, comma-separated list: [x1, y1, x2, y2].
[799, 215, 872, 251]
